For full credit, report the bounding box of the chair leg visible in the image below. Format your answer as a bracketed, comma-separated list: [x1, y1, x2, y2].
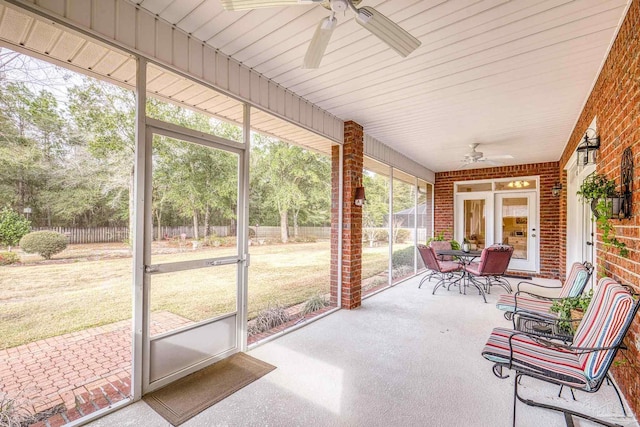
[514, 373, 624, 427]
[467, 275, 488, 303]
[606, 374, 628, 417]
[431, 276, 447, 295]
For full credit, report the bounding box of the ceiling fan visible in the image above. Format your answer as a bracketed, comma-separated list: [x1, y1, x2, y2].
[461, 143, 513, 166]
[220, 0, 421, 69]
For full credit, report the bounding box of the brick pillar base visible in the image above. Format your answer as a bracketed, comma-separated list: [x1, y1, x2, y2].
[331, 121, 364, 309]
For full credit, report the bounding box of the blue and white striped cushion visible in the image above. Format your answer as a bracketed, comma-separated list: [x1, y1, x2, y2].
[559, 262, 590, 298]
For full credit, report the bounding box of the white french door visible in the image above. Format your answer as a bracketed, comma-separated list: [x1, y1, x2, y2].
[455, 178, 540, 273]
[495, 192, 537, 271]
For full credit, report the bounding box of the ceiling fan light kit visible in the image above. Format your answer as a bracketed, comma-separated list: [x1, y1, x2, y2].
[220, 0, 421, 68]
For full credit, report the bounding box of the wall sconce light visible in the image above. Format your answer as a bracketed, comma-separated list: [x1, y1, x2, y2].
[576, 128, 600, 166]
[354, 186, 366, 206]
[552, 182, 562, 197]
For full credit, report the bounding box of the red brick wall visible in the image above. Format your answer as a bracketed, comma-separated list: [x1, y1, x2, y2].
[435, 162, 561, 279]
[331, 121, 363, 309]
[557, 0, 640, 416]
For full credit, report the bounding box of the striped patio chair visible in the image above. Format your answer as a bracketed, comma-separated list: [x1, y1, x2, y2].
[495, 261, 593, 320]
[481, 278, 639, 427]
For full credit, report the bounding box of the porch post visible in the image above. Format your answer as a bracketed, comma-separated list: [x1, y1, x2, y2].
[331, 121, 363, 309]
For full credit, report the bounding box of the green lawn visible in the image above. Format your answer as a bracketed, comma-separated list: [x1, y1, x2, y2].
[0, 241, 400, 349]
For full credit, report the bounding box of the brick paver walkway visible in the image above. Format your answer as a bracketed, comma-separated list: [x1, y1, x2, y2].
[0, 312, 193, 425]
[0, 306, 330, 426]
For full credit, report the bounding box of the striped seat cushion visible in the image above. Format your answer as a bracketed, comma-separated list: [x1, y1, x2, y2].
[573, 278, 634, 382]
[482, 327, 587, 388]
[495, 294, 556, 317]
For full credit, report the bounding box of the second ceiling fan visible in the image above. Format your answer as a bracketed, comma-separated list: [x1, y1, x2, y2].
[220, 0, 421, 69]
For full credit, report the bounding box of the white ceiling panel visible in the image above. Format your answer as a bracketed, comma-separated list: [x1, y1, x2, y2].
[132, 0, 629, 172]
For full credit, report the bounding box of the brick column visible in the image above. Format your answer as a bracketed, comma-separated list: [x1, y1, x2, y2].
[331, 121, 363, 309]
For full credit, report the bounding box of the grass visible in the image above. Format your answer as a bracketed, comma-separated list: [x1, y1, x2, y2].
[0, 241, 403, 349]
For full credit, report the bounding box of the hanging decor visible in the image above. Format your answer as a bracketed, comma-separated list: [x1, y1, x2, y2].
[619, 147, 633, 219]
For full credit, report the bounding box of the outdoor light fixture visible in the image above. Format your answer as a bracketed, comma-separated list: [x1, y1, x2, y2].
[576, 128, 600, 166]
[302, 14, 337, 69]
[354, 6, 421, 57]
[354, 186, 366, 206]
[552, 182, 563, 197]
[507, 180, 530, 188]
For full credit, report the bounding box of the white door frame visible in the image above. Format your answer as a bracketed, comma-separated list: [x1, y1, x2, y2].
[566, 161, 597, 281]
[495, 191, 538, 271]
[141, 118, 247, 394]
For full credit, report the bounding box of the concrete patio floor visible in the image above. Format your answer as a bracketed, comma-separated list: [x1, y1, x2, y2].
[87, 275, 639, 427]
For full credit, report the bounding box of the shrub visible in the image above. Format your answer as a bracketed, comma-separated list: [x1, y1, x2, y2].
[0, 207, 31, 250]
[0, 251, 19, 266]
[302, 294, 329, 315]
[392, 245, 415, 267]
[374, 229, 389, 242]
[19, 231, 68, 260]
[392, 265, 414, 279]
[394, 229, 410, 243]
[248, 304, 290, 336]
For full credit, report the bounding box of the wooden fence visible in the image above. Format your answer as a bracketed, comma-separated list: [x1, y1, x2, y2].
[31, 226, 423, 244]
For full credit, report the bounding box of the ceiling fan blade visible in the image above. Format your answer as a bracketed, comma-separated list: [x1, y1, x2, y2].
[485, 154, 514, 160]
[220, 0, 319, 11]
[354, 6, 421, 57]
[302, 16, 337, 69]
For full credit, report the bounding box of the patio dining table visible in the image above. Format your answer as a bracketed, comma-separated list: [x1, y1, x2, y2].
[436, 249, 487, 302]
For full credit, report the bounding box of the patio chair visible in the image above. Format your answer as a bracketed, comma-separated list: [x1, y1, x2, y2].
[481, 278, 639, 427]
[463, 244, 514, 294]
[417, 244, 461, 294]
[496, 261, 593, 320]
[422, 240, 453, 282]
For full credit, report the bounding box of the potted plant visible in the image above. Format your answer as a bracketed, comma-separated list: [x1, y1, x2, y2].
[549, 289, 593, 334]
[577, 173, 628, 257]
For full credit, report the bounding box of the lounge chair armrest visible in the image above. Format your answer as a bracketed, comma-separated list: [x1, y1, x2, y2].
[516, 280, 562, 293]
[514, 290, 556, 301]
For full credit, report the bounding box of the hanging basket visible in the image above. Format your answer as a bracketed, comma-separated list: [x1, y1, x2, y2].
[590, 196, 624, 219]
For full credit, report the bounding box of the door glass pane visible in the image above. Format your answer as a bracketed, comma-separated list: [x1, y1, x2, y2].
[464, 200, 486, 250]
[151, 135, 238, 264]
[150, 264, 238, 337]
[501, 197, 528, 260]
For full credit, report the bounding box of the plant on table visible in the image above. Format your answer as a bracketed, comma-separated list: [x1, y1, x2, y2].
[549, 289, 593, 334]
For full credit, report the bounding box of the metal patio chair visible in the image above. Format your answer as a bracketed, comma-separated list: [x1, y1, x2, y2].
[496, 261, 593, 320]
[417, 244, 462, 294]
[481, 278, 639, 427]
[464, 244, 514, 294]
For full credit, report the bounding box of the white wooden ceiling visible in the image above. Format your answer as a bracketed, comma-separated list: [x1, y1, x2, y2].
[134, 0, 630, 172]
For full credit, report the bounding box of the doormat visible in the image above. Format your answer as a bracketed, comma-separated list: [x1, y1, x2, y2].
[143, 352, 276, 426]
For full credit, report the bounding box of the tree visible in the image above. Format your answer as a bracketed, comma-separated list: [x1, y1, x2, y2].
[0, 207, 31, 251]
[251, 135, 330, 243]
